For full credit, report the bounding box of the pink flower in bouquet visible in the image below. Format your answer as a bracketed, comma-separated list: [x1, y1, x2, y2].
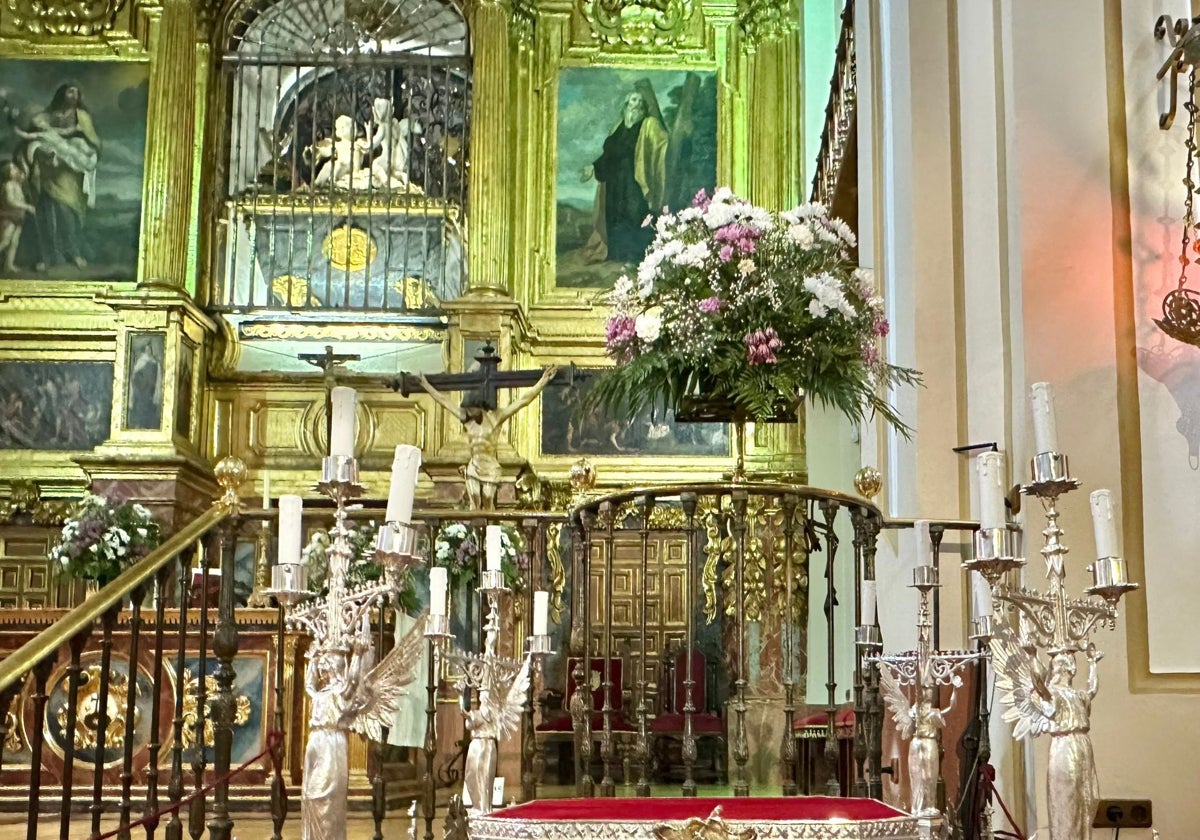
[744, 328, 783, 365]
[718, 244, 734, 262]
[606, 315, 638, 361]
[699, 296, 724, 313]
[714, 222, 761, 256]
[862, 342, 880, 366]
[691, 189, 711, 211]
[873, 314, 890, 337]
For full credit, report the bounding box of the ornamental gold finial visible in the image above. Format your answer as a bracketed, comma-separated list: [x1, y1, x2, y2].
[569, 458, 597, 504]
[854, 465, 882, 499]
[214, 456, 248, 509]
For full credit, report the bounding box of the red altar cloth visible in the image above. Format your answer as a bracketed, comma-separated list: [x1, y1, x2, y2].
[493, 797, 905, 823]
[473, 797, 928, 840]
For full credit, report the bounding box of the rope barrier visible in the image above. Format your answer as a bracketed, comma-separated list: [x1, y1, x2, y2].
[93, 729, 287, 840]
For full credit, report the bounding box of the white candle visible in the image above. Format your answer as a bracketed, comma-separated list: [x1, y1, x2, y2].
[1030, 382, 1059, 455]
[386, 444, 422, 524]
[485, 525, 503, 571]
[860, 580, 877, 625]
[977, 452, 1006, 531]
[533, 591, 550, 636]
[972, 580, 993, 618]
[914, 520, 933, 566]
[330, 386, 357, 458]
[262, 470, 271, 510]
[429, 567, 448, 616]
[277, 494, 303, 565]
[1090, 489, 1120, 559]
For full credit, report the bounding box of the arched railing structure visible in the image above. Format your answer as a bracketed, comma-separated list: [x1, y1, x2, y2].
[565, 483, 884, 800]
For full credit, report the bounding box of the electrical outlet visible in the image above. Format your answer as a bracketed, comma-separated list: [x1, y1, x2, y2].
[1093, 799, 1153, 828]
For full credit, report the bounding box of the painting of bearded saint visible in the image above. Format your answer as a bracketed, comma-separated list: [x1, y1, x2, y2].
[0, 61, 148, 280]
[555, 68, 717, 289]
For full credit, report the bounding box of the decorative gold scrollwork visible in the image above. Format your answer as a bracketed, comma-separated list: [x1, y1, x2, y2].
[5, 0, 125, 36]
[737, 0, 798, 50]
[3, 711, 22, 754]
[544, 521, 567, 624]
[181, 672, 252, 749]
[55, 665, 137, 752]
[579, 0, 695, 48]
[0, 480, 72, 526]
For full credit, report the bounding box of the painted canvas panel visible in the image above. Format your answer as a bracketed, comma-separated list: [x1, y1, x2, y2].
[176, 654, 266, 764]
[124, 332, 164, 430]
[0, 361, 112, 450]
[176, 341, 195, 439]
[0, 60, 149, 280]
[541, 377, 728, 457]
[555, 67, 717, 289]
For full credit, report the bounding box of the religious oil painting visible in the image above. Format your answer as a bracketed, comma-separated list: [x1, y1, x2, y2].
[555, 67, 718, 290]
[541, 377, 728, 458]
[124, 332, 164, 431]
[0, 361, 112, 450]
[176, 341, 195, 439]
[0, 60, 149, 281]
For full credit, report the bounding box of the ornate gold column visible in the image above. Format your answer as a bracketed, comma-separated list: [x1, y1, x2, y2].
[139, 0, 197, 288]
[738, 5, 806, 479]
[467, 0, 515, 294]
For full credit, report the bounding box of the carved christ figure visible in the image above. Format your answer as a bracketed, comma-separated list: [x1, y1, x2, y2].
[417, 368, 558, 510]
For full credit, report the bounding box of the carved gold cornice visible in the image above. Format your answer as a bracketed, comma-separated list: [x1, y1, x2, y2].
[578, 0, 696, 48]
[735, 0, 796, 51]
[0, 481, 74, 526]
[238, 322, 446, 343]
[4, 0, 127, 36]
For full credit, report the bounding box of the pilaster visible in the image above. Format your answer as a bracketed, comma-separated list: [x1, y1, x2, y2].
[467, 0, 516, 294]
[139, 0, 197, 288]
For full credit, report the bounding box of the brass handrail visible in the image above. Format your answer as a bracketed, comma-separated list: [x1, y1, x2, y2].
[570, 481, 884, 521]
[0, 501, 234, 697]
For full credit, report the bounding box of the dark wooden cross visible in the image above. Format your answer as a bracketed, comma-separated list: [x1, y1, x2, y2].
[299, 345, 362, 456]
[390, 342, 581, 410]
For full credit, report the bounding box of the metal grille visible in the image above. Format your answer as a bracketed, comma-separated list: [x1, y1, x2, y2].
[214, 0, 471, 315]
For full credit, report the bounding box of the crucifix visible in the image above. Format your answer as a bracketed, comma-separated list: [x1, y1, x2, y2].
[300, 345, 362, 456]
[390, 343, 581, 509]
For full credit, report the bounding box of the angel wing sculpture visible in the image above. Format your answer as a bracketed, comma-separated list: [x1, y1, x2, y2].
[301, 611, 428, 840]
[990, 622, 1053, 739]
[348, 611, 430, 741]
[878, 665, 916, 739]
[463, 656, 532, 814]
[875, 661, 958, 816]
[990, 622, 1100, 840]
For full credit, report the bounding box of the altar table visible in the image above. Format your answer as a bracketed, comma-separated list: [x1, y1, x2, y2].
[470, 797, 935, 840]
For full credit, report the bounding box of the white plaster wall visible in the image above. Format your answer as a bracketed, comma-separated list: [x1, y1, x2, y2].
[862, 0, 1200, 836]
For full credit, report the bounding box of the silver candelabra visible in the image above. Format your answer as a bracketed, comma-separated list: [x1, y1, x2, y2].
[965, 450, 1137, 840]
[267, 454, 427, 840]
[868, 563, 980, 825]
[425, 563, 553, 816]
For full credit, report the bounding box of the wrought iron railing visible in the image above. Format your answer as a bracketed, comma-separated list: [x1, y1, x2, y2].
[567, 483, 885, 799]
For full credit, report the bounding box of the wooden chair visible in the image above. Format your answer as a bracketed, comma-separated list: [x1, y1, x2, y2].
[536, 657, 633, 784]
[649, 646, 726, 783]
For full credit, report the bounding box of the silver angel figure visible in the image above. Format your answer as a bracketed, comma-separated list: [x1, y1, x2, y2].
[302, 614, 428, 840]
[992, 624, 1101, 840]
[878, 664, 960, 816]
[463, 657, 531, 814]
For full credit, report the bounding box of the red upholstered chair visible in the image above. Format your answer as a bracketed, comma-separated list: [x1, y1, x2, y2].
[794, 705, 856, 795]
[536, 657, 634, 733]
[650, 647, 726, 782]
[535, 657, 633, 785]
